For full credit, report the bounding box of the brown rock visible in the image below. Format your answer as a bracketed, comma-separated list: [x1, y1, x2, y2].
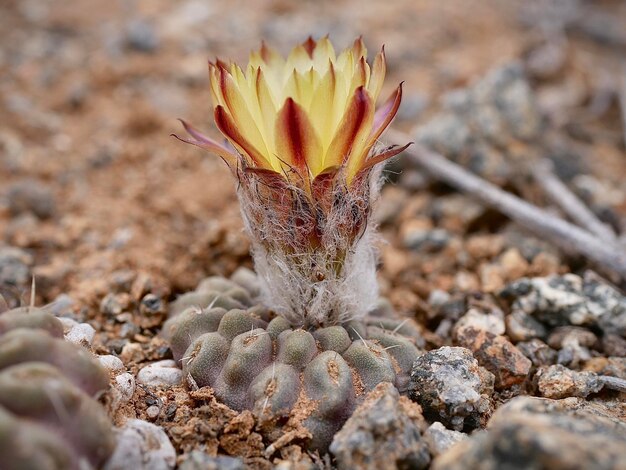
[536, 364, 603, 399]
[456, 326, 531, 389]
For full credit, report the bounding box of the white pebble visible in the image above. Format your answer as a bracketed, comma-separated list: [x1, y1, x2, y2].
[114, 372, 136, 403]
[146, 405, 160, 420]
[58, 316, 78, 332]
[65, 322, 96, 347]
[98, 355, 125, 373]
[104, 419, 176, 470]
[137, 360, 182, 387]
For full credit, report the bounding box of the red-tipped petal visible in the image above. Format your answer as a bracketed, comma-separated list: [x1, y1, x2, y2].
[303, 36, 316, 57]
[218, 66, 270, 157]
[369, 82, 403, 146]
[324, 86, 374, 168]
[358, 142, 412, 173]
[275, 97, 322, 175]
[172, 119, 238, 166]
[214, 106, 271, 168]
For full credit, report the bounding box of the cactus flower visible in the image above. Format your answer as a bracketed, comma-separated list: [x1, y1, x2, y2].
[175, 37, 407, 327]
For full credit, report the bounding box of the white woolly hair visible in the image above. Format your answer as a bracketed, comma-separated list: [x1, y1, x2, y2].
[236, 164, 385, 328]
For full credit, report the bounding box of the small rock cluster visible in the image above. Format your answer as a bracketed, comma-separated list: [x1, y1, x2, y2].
[433, 396, 626, 470]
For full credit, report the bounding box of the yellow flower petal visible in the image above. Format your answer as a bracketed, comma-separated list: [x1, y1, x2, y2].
[275, 98, 323, 176]
[324, 86, 374, 171]
[368, 47, 386, 102]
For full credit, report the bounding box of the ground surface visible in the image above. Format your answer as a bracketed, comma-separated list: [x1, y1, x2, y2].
[1, 0, 625, 468]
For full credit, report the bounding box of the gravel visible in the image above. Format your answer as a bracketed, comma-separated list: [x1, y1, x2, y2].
[501, 272, 626, 337]
[432, 396, 626, 470]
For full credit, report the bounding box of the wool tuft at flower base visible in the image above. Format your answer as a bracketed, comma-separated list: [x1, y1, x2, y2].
[174, 37, 408, 328]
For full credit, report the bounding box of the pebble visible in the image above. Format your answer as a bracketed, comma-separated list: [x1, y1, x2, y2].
[137, 359, 182, 387]
[516, 339, 557, 368]
[146, 405, 160, 420]
[423, 422, 467, 458]
[432, 396, 626, 470]
[455, 326, 532, 389]
[6, 179, 55, 219]
[505, 310, 547, 342]
[179, 451, 246, 470]
[104, 419, 176, 470]
[404, 228, 451, 253]
[536, 364, 603, 399]
[547, 326, 597, 367]
[64, 322, 96, 347]
[98, 354, 125, 373]
[409, 347, 494, 431]
[0, 246, 32, 289]
[330, 382, 430, 470]
[125, 19, 160, 53]
[501, 273, 626, 337]
[114, 372, 136, 403]
[453, 308, 505, 336]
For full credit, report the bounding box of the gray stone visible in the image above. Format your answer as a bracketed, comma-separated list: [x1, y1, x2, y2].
[409, 347, 494, 431]
[330, 382, 430, 470]
[501, 273, 626, 337]
[432, 396, 626, 470]
[403, 228, 450, 252]
[505, 310, 547, 342]
[547, 326, 597, 367]
[516, 339, 557, 368]
[423, 422, 467, 458]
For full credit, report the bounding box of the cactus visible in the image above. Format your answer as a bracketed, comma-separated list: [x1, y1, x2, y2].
[164, 270, 424, 451]
[0, 306, 115, 469]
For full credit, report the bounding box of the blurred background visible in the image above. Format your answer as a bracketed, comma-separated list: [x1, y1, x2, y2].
[1, 0, 625, 311]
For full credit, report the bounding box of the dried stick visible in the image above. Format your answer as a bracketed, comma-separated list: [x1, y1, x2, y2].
[530, 159, 617, 242]
[386, 130, 626, 280]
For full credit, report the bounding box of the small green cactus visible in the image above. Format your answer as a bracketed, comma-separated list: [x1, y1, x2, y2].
[0, 306, 115, 469]
[164, 270, 424, 451]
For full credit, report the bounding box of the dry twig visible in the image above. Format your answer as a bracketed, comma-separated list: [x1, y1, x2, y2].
[387, 130, 626, 280]
[530, 159, 617, 242]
